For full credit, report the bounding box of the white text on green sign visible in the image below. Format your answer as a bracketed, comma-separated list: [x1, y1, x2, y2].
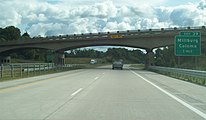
[179, 31, 201, 37]
[175, 36, 201, 56]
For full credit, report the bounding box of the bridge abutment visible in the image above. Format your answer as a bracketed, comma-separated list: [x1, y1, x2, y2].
[55, 51, 65, 66]
[0, 56, 11, 64]
[145, 49, 154, 69]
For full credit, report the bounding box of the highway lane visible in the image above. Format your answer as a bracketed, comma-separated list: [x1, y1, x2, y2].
[0, 65, 206, 120]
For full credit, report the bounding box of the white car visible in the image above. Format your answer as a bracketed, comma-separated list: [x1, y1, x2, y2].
[90, 59, 97, 64]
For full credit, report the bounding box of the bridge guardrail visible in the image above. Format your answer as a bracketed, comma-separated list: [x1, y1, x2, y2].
[9, 26, 206, 41]
[149, 66, 206, 86]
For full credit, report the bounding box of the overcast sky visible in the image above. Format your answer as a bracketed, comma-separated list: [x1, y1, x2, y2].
[0, 0, 206, 37]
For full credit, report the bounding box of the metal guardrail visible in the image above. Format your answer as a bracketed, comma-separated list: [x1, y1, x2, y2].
[149, 66, 206, 79]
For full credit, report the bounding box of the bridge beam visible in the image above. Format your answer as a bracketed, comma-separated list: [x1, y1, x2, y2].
[145, 49, 154, 69]
[55, 51, 65, 66]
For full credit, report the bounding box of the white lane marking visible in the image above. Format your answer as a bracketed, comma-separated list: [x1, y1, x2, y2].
[130, 70, 206, 119]
[71, 88, 83, 97]
[94, 77, 99, 80]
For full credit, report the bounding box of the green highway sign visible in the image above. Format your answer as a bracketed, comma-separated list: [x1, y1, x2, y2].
[46, 50, 55, 62]
[175, 35, 201, 56]
[179, 31, 201, 37]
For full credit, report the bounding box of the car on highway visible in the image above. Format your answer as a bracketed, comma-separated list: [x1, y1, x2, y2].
[90, 59, 97, 64]
[112, 61, 123, 70]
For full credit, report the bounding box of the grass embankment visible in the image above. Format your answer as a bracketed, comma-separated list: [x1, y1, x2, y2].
[149, 69, 206, 86]
[65, 57, 107, 64]
[11, 59, 44, 63]
[130, 64, 206, 86]
[129, 64, 145, 69]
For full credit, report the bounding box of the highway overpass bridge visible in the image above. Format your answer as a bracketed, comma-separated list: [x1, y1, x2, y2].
[0, 26, 206, 67]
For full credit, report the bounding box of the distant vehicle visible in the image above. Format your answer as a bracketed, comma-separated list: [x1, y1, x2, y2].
[112, 61, 123, 70]
[90, 59, 97, 64]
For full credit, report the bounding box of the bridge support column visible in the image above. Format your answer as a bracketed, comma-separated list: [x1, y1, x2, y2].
[55, 51, 65, 66]
[0, 56, 11, 64]
[145, 49, 154, 69]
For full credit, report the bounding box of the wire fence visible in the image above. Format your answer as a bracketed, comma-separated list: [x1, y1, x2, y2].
[0, 63, 85, 80]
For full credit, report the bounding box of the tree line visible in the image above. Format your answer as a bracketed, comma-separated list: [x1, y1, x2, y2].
[0, 26, 47, 61]
[65, 48, 146, 64]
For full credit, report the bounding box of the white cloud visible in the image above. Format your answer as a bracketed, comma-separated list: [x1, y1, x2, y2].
[0, 0, 206, 37]
[197, 0, 206, 9]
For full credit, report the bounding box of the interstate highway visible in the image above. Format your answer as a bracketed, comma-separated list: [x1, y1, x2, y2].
[0, 65, 206, 120]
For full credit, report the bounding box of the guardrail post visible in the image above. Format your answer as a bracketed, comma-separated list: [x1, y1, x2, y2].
[20, 64, 22, 77]
[1, 64, 3, 78]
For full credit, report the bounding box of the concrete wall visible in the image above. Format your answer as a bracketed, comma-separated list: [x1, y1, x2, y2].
[0, 56, 11, 64]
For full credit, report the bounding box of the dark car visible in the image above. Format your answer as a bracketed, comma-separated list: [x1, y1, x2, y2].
[112, 61, 123, 70]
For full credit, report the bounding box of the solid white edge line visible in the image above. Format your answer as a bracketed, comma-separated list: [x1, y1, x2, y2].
[130, 70, 206, 120]
[71, 88, 83, 97]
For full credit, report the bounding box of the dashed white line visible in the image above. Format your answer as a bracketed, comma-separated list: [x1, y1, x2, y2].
[71, 88, 83, 97]
[130, 70, 206, 120]
[94, 77, 99, 80]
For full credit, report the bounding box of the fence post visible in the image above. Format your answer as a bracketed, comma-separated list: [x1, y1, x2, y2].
[27, 64, 29, 76]
[11, 64, 14, 78]
[1, 64, 3, 78]
[20, 64, 22, 77]
[44, 64, 46, 72]
[33, 64, 36, 75]
[39, 64, 41, 75]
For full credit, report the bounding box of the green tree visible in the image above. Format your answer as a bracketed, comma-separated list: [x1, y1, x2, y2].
[21, 32, 31, 40]
[1, 26, 21, 41]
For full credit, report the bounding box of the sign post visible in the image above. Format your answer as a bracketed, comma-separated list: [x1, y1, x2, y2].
[175, 31, 201, 56]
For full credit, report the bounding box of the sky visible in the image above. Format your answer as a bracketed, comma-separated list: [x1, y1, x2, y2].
[0, 0, 206, 37]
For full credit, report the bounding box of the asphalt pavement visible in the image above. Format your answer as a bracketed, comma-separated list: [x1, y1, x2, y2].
[0, 65, 206, 120]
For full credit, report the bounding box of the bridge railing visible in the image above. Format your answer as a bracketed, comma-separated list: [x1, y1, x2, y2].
[0, 26, 205, 43]
[149, 66, 206, 86]
[0, 63, 85, 80]
[34, 26, 206, 41]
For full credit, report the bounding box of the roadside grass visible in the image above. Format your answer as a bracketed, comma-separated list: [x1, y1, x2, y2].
[129, 64, 206, 86]
[65, 58, 91, 64]
[129, 64, 145, 69]
[65, 57, 108, 64]
[11, 59, 44, 63]
[149, 69, 206, 86]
